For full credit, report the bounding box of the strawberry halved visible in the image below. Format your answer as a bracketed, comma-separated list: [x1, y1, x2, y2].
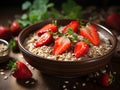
[53, 36, 71, 55]
[62, 20, 80, 33]
[34, 32, 53, 48]
[36, 23, 58, 36]
[74, 41, 89, 58]
[80, 24, 100, 46]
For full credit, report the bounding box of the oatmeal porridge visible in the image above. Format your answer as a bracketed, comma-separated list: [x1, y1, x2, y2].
[24, 21, 112, 61]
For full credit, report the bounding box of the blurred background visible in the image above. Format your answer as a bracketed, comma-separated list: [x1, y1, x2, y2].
[0, 0, 120, 7]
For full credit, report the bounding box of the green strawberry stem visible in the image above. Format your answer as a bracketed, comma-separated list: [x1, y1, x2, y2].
[84, 39, 90, 45]
[67, 28, 78, 41]
[52, 20, 57, 25]
[109, 71, 113, 84]
[7, 60, 18, 75]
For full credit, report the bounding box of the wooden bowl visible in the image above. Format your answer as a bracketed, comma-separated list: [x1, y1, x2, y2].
[18, 19, 117, 77]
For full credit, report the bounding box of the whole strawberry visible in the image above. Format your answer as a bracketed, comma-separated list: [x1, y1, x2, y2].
[10, 20, 22, 36]
[99, 73, 113, 87]
[8, 60, 32, 79]
[106, 13, 120, 31]
[0, 25, 12, 40]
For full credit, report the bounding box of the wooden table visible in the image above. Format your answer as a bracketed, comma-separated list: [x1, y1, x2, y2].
[0, 6, 120, 90]
[0, 52, 120, 90]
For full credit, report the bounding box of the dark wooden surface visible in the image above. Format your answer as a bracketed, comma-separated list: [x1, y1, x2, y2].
[0, 52, 120, 90]
[0, 6, 120, 90]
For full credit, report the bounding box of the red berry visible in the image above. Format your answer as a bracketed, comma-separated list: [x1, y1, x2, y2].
[62, 21, 80, 33]
[53, 36, 71, 55]
[0, 25, 11, 40]
[74, 41, 89, 58]
[80, 24, 100, 46]
[34, 32, 53, 48]
[10, 20, 21, 36]
[36, 23, 58, 36]
[106, 13, 120, 31]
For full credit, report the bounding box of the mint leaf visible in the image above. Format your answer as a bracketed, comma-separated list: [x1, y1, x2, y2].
[62, 0, 82, 19]
[22, 1, 31, 10]
[21, 14, 28, 20]
[67, 28, 74, 35]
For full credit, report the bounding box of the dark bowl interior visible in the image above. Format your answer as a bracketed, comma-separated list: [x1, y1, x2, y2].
[18, 19, 117, 77]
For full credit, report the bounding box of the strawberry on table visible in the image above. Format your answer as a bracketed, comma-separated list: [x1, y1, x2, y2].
[36, 23, 58, 36]
[53, 36, 71, 55]
[106, 13, 120, 31]
[74, 41, 89, 58]
[80, 24, 100, 46]
[10, 20, 22, 36]
[34, 32, 53, 48]
[8, 60, 32, 79]
[61, 20, 80, 33]
[0, 25, 11, 40]
[99, 73, 113, 87]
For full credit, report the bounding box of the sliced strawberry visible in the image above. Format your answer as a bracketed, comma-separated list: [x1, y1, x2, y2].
[99, 73, 113, 87]
[62, 20, 80, 33]
[34, 32, 53, 48]
[74, 41, 89, 58]
[8, 61, 32, 79]
[36, 23, 58, 36]
[80, 24, 100, 46]
[53, 36, 71, 55]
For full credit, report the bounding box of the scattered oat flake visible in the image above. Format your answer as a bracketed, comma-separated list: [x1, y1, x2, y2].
[82, 83, 86, 87]
[0, 72, 5, 75]
[25, 80, 30, 84]
[64, 81, 69, 84]
[62, 85, 66, 88]
[4, 76, 8, 80]
[31, 67, 35, 70]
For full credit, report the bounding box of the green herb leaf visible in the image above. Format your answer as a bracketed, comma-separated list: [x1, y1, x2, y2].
[67, 28, 78, 40]
[62, 0, 82, 19]
[67, 28, 74, 35]
[84, 39, 90, 45]
[22, 1, 31, 10]
[21, 14, 28, 20]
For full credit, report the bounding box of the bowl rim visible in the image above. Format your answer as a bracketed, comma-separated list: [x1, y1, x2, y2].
[18, 19, 117, 64]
